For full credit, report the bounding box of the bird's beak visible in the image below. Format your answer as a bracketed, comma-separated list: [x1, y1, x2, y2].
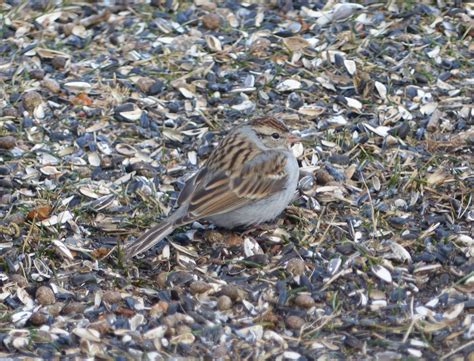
[287, 134, 302, 144]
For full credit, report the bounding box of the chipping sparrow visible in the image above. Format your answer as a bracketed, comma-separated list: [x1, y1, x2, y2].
[125, 116, 300, 258]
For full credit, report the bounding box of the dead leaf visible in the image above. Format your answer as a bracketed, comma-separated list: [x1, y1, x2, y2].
[283, 36, 309, 52]
[91, 247, 111, 259]
[426, 169, 447, 185]
[27, 205, 52, 221]
[71, 93, 93, 106]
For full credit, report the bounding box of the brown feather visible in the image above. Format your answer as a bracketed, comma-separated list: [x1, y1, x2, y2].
[186, 150, 288, 219]
[249, 116, 289, 133]
[125, 220, 174, 258]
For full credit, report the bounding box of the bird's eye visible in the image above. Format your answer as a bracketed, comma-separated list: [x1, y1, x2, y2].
[271, 133, 280, 139]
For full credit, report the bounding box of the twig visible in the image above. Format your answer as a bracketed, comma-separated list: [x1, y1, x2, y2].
[22, 219, 36, 254]
[321, 269, 352, 291]
[402, 296, 417, 343]
[402, 316, 421, 343]
[440, 340, 474, 360]
[315, 211, 336, 246]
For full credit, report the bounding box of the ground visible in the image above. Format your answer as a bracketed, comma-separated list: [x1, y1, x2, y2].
[0, 0, 473, 359]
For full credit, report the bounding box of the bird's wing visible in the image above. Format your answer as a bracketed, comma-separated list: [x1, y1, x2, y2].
[177, 148, 289, 223]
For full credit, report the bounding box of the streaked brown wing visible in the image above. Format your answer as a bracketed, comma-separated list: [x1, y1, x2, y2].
[185, 150, 288, 220]
[175, 131, 245, 209]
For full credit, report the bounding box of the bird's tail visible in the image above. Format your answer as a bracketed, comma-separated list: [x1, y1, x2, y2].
[125, 220, 175, 259]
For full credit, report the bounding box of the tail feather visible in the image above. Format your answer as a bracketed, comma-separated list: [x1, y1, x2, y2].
[125, 220, 175, 258]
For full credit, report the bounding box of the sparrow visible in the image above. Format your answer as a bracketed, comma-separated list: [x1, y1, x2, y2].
[125, 116, 300, 258]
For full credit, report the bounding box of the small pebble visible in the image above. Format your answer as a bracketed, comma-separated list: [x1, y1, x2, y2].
[315, 169, 334, 185]
[286, 258, 305, 276]
[155, 272, 168, 288]
[220, 285, 246, 302]
[62, 302, 86, 315]
[46, 303, 63, 317]
[201, 13, 221, 30]
[22, 90, 43, 111]
[29, 68, 45, 80]
[43, 78, 61, 93]
[102, 291, 122, 304]
[406, 86, 418, 98]
[51, 56, 67, 69]
[286, 315, 305, 330]
[35, 286, 55, 306]
[0, 136, 16, 149]
[189, 281, 211, 295]
[30, 311, 48, 326]
[294, 294, 315, 308]
[217, 295, 232, 311]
